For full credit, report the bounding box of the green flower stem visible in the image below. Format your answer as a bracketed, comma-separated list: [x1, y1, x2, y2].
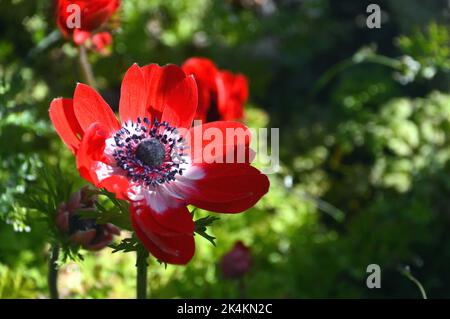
[400, 267, 428, 299]
[48, 244, 60, 299]
[238, 278, 246, 299]
[78, 45, 97, 88]
[136, 248, 149, 299]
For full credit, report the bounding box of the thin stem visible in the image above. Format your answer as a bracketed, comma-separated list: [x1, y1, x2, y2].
[48, 244, 60, 299]
[26, 30, 61, 62]
[364, 54, 402, 69]
[136, 248, 149, 299]
[238, 278, 246, 299]
[78, 45, 97, 88]
[311, 58, 355, 97]
[297, 190, 345, 223]
[400, 266, 428, 299]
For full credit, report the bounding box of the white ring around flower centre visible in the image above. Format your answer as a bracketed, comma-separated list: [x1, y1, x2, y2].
[99, 119, 204, 213]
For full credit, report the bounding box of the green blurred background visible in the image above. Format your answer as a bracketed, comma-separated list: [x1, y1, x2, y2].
[1, 0, 450, 298]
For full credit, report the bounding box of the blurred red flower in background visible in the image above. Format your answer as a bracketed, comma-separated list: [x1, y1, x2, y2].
[182, 57, 249, 122]
[220, 241, 252, 279]
[55, 187, 120, 250]
[56, 0, 120, 46]
[49, 63, 269, 264]
[91, 32, 113, 55]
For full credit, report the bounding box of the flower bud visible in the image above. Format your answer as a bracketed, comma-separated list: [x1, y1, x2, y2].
[55, 187, 120, 250]
[219, 241, 252, 279]
[56, 0, 121, 45]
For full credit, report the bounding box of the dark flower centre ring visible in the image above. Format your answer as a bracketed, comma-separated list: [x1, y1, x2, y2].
[111, 118, 187, 187]
[135, 138, 165, 168]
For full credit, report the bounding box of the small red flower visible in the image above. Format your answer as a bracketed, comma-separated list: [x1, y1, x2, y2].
[55, 187, 120, 250]
[49, 63, 269, 264]
[182, 57, 249, 122]
[220, 241, 252, 279]
[56, 0, 120, 45]
[91, 32, 113, 55]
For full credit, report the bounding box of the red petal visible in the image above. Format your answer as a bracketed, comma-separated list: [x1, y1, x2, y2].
[188, 121, 252, 164]
[80, 0, 120, 30]
[182, 58, 219, 121]
[161, 75, 198, 129]
[98, 175, 130, 200]
[184, 163, 269, 213]
[76, 123, 131, 200]
[134, 225, 195, 265]
[49, 98, 83, 154]
[216, 71, 248, 121]
[182, 58, 218, 85]
[131, 201, 194, 235]
[76, 122, 109, 185]
[131, 203, 195, 265]
[73, 83, 120, 133]
[56, 0, 120, 39]
[141, 64, 187, 118]
[119, 63, 150, 123]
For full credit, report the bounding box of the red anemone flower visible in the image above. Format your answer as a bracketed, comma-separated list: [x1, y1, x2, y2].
[182, 57, 249, 122]
[49, 63, 269, 264]
[56, 0, 120, 45]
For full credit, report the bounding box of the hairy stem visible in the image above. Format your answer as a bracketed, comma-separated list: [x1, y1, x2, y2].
[136, 248, 149, 299]
[78, 45, 97, 88]
[48, 244, 60, 299]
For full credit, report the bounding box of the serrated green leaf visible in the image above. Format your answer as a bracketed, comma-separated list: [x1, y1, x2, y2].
[110, 236, 140, 254]
[194, 215, 220, 246]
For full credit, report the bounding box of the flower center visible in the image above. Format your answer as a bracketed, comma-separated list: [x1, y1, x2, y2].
[110, 118, 187, 188]
[135, 138, 165, 168]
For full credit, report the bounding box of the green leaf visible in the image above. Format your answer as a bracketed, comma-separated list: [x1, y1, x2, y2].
[194, 215, 220, 246]
[94, 189, 132, 230]
[110, 236, 140, 254]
